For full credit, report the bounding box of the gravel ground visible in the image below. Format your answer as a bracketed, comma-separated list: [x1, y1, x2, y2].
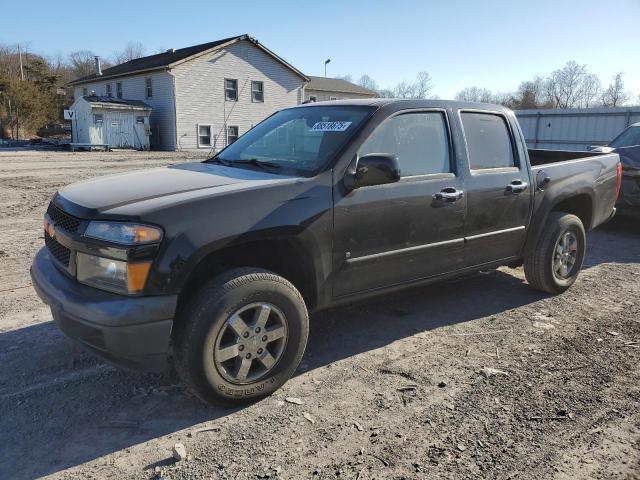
[0, 150, 638, 480]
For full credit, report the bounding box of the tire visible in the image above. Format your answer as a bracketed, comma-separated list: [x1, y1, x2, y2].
[173, 267, 309, 407]
[524, 212, 586, 294]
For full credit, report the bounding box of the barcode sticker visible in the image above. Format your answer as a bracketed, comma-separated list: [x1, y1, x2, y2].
[310, 121, 352, 132]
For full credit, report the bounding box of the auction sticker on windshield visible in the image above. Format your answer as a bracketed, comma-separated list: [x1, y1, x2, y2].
[310, 121, 352, 132]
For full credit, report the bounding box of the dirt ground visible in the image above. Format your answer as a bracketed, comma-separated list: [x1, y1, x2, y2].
[0, 150, 638, 480]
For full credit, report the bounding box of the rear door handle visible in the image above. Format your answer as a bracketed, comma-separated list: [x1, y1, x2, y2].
[506, 180, 528, 193]
[434, 187, 464, 202]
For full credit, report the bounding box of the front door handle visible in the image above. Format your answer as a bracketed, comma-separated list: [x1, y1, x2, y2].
[506, 180, 529, 193]
[434, 187, 464, 202]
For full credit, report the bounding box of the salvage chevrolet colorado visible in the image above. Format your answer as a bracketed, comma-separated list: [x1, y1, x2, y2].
[31, 100, 621, 406]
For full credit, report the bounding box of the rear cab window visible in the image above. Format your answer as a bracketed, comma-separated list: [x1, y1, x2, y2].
[460, 112, 517, 170]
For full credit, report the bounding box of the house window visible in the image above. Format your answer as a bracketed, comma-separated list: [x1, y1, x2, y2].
[145, 78, 153, 98]
[225, 79, 238, 101]
[330, 96, 338, 100]
[116, 82, 123, 99]
[136, 116, 145, 125]
[82, 87, 88, 97]
[105, 84, 112, 98]
[198, 124, 212, 147]
[308, 96, 316, 102]
[93, 114, 104, 124]
[251, 81, 264, 102]
[227, 125, 239, 145]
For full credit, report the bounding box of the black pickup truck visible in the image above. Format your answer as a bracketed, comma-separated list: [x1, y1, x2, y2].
[31, 100, 621, 406]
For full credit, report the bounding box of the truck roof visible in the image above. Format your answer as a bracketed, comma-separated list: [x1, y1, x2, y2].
[302, 98, 510, 113]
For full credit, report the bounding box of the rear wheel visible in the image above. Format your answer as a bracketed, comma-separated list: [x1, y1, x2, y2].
[524, 212, 586, 294]
[173, 267, 309, 406]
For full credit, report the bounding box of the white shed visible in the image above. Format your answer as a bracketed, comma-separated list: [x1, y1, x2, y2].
[69, 96, 152, 150]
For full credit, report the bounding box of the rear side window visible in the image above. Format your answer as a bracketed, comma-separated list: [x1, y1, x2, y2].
[359, 112, 451, 176]
[461, 113, 515, 169]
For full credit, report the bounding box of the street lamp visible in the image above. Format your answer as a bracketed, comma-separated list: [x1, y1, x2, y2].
[324, 58, 331, 78]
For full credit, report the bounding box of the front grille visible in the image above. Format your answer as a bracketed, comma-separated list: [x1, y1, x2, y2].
[47, 202, 81, 233]
[45, 231, 71, 266]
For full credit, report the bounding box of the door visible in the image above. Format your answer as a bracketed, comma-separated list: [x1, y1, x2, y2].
[333, 110, 466, 297]
[459, 111, 532, 266]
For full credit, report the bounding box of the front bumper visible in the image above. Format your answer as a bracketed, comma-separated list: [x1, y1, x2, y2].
[31, 247, 177, 371]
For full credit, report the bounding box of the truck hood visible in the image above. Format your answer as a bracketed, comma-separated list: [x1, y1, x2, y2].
[57, 162, 298, 214]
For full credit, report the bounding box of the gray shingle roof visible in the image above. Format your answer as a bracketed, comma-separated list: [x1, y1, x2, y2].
[68, 35, 308, 86]
[306, 76, 377, 96]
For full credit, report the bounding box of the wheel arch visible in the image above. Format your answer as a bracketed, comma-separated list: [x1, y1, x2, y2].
[175, 233, 322, 320]
[524, 191, 594, 257]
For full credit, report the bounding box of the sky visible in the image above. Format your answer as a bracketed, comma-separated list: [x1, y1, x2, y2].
[3, 0, 639, 100]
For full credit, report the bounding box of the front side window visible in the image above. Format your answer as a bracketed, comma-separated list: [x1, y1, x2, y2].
[359, 111, 451, 176]
[461, 112, 515, 170]
[227, 126, 239, 145]
[116, 82, 123, 99]
[93, 114, 104, 124]
[225, 78, 238, 101]
[145, 78, 153, 98]
[251, 81, 264, 102]
[609, 126, 640, 149]
[105, 84, 112, 98]
[198, 124, 212, 147]
[214, 105, 373, 175]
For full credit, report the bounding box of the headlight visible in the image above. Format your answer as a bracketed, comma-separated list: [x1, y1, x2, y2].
[85, 221, 162, 245]
[77, 252, 152, 294]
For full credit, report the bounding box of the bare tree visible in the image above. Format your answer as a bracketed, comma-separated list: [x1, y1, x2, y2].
[377, 88, 395, 98]
[412, 71, 433, 99]
[508, 76, 549, 109]
[455, 86, 494, 103]
[68, 50, 99, 78]
[601, 72, 629, 107]
[357, 74, 378, 92]
[545, 61, 588, 109]
[393, 80, 414, 99]
[333, 74, 353, 83]
[580, 73, 602, 107]
[112, 41, 146, 65]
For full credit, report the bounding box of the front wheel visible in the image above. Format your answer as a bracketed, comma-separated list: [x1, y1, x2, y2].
[524, 212, 586, 294]
[173, 267, 309, 407]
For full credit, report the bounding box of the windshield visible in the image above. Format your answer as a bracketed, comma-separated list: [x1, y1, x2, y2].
[212, 105, 374, 174]
[609, 126, 640, 149]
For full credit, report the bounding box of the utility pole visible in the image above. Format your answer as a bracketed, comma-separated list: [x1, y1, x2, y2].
[18, 44, 24, 81]
[324, 58, 331, 78]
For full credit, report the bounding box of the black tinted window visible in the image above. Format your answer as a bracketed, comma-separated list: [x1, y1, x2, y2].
[461, 113, 515, 169]
[359, 112, 451, 176]
[609, 126, 640, 148]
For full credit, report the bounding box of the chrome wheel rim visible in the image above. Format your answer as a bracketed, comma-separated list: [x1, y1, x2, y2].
[553, 231, 579, 279]
[214, 302, 288, 384]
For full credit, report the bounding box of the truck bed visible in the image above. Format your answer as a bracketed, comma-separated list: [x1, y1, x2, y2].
[528, 148, 607, 167]
[527, 149, 620, 232]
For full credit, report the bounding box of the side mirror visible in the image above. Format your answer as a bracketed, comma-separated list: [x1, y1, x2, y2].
[345, 153, 401, 190]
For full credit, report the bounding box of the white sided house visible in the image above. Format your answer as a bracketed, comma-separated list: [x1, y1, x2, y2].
[68, 35, 308, 151]
[69, 96, 151, 150]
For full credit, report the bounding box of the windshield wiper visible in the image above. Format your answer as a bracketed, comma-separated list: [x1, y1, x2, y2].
[225, 158, 282, 171]
[204, 156, 231, 166]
